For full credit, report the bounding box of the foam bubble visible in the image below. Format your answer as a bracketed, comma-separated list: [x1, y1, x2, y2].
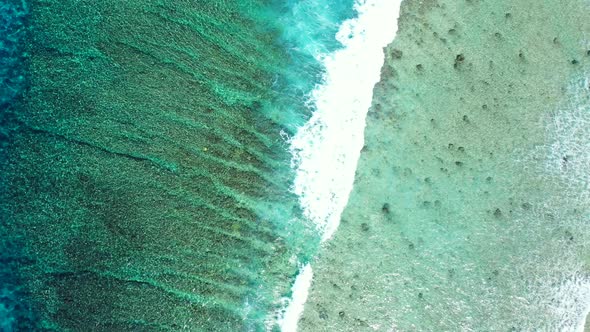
[289, 0, 402, 242]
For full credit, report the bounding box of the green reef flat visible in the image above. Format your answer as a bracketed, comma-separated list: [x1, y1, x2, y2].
[301, 0, 590, 331]
[0, 0, 329, 330]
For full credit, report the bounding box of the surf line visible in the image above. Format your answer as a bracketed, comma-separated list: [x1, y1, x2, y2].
[279, 0, 403, 331]
[289, 0, 402, 243]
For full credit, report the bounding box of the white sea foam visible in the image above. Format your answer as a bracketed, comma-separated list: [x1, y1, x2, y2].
[289, 0, 402, 242]
[277, 264, 313, 332]
[276, 1, 402, 331]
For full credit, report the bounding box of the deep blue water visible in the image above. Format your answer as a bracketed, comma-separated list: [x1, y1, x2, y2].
[1, 2, 40, 331]
[0, 0, 26, 109]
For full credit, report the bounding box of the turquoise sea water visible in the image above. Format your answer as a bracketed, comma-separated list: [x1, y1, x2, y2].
[2, 0, 590, 331]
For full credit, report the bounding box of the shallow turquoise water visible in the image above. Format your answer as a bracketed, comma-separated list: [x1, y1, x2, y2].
[300, 0, 590, 331]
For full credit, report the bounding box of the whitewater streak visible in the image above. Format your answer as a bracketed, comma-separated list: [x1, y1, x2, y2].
[278, 0, 402, 331]
[289, 0, 402, 243]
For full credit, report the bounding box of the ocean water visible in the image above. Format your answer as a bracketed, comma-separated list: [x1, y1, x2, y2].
[0, 0, 352, 330]
[2, 0, 590, 331]
[300, 0, 590, 331]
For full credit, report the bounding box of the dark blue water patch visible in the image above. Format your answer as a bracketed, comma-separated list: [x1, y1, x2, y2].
[0, 0, 27, 110]
[0, 235, 43, 332]
[0, 0, 27, 155]
[0, 1, 39, 331]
